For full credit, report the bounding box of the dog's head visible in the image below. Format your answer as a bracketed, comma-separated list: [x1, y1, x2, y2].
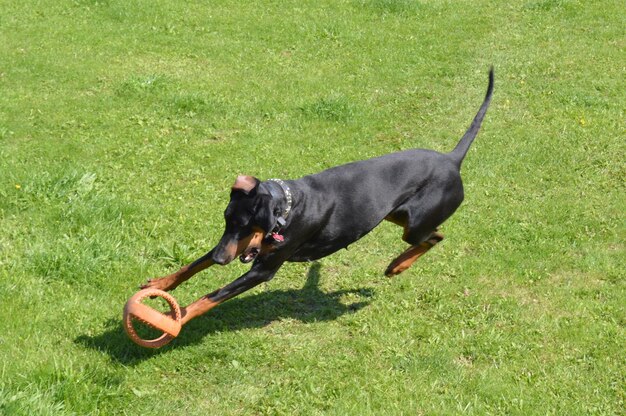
[211, 175, 278, 265]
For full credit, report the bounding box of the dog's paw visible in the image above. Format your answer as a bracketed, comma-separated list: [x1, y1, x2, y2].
[384, 263, 408, 277]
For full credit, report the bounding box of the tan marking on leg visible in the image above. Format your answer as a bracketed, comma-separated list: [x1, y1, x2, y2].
[180, 296, 222, 325]
[385, 244, 431, 276]
[141, 257, 215, 291]
[384, 232, 444, 276]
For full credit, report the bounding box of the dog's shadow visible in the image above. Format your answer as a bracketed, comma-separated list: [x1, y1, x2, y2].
[75, 262, 373, 364]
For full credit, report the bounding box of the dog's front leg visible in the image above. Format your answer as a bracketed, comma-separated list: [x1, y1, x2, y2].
[141, 249, 216, 292]
[180, 261, 280, 325]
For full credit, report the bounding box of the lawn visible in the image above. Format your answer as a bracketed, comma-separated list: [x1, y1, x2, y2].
[0, 0, 624, 414]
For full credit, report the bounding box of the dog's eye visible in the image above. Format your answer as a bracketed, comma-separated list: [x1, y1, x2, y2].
[229, 213, 252, 229]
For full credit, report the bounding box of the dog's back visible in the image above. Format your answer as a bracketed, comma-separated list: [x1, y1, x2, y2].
[287, 69, 494, 261]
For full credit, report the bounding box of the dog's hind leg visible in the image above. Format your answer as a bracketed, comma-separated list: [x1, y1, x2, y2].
[384, 231, 444, 276]
[383, 176, 462, 276]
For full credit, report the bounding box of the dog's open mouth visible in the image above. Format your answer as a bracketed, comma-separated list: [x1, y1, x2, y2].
[239, 247, 260, 263]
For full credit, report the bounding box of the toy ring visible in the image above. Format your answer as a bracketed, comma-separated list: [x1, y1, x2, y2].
[123, 288, 182, 349]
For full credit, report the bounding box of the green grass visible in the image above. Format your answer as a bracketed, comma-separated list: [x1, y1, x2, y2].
[1, 0, 624, 414]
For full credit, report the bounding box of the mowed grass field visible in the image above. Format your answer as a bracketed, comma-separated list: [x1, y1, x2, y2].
[1, 0, 624, 414]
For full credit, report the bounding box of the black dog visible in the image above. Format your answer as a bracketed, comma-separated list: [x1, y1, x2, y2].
[143, 68, 494, 324]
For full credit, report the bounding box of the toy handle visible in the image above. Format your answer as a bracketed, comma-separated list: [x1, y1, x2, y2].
[123, 288, 182, 349]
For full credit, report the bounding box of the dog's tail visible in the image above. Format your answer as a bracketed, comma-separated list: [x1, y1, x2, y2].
[449, 67, 494, 167]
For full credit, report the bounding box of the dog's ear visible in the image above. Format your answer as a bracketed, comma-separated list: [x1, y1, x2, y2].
[253, 193, 275, 232]
[232, 175, 259, 195]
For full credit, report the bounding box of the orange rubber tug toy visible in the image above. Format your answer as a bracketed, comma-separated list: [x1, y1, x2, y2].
[123, 288, 182, 349]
